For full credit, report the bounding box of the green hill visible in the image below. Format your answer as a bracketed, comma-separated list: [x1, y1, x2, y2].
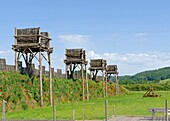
[118, 67, 170, 84]
[0, 71, 124, 112]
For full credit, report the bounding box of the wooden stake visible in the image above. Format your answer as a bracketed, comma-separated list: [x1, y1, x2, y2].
[2, 100, 5, 121]
[105, 100, 108, 121]
[49, 53, 52, 106]
[113, 106, 115, 117]
[90, 71, 92, 80]
[72, 109, 75, 121]
[82, 108, 84, 121]
[116, 74, 119, 96]
[102, 70, 105, 98]
[66, 65, 68, 79]
[85, 65, 89, 100]
[15, 28, 18, 71]
[105, 73, 108, 97]
[39, 51, 43, 107]
[81, 64, 84, 101]
[165, 100, 168, 121]
[53, 100, 56, 121]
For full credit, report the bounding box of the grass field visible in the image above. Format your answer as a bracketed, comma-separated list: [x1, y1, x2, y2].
[4, 91, 170, 120]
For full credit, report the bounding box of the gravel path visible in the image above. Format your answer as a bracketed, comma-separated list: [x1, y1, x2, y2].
[108, 116, 165, 121]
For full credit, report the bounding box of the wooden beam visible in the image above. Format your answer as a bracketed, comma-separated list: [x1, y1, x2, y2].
[102, 70, 105, 98]
[2, 100, 5, 121]
[105, 73, 108, 97]
[89, 67, 106, 70]
[39, 29, 43, 107]
[28, 48, 39, 61]
[39, 50, 43, 107]
[15, 34, 51, 40]
[105, 100, 108, 121]
[17, 52, 21, 60]
[116, 74, 119, 96]
[81, 64, 84, 101]
[66, 65, 68, 79]
[15, 28, 18, 71]
[165, 100, 168, 121]
[53, 100, 56, 121]
[41, 53, 49, 63]
[85, 65, 89, 100]
[48, 53, 52, 106]
[90, 71, 92, 80]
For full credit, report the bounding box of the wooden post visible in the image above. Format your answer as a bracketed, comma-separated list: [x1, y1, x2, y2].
[116, 74, 119, 96]
[49, 53, 52, 106]
[113, 106, 115, 117]
[15, 28, 18, 71]
[90, 71, 92, 80]
[85, 65, 89, 100]
[66, 65, 68, 79]
[76, 71, 78, 79]
[152, 110, 154, 121]
[102, 71, 105, 98]
[39, 51, 43, 107]
[165, 100, 168, 121]
[2, 100, 5, 121]
[15, 52, 18, 71]
[72, 109, 75, 121]
[82, 108, 84, 121]
[105, 73, 108, 97]
[81, 64, 84, 101]
[53, 100, 56, 121]
[105, 100, 108, 121]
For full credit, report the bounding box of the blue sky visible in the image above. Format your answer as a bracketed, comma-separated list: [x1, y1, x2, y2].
[1, 0, 170, 75]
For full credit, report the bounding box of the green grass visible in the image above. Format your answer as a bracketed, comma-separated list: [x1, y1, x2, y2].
[4, 91, 170, 120]
[159, 78, 170, 84]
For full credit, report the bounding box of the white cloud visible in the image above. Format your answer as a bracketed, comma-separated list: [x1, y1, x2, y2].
[134, 33, 147, 41]
[0, 51, 6, 54]
[87, 51, 102, 59]
[0, 50, 13, 55]
[58, 34, 89, 43]
[134, 33, 146, 37]
[87, 50, 170, 75]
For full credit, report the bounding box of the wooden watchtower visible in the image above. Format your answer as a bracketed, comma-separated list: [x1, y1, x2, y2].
[12, 27, 53, 106]
[106, 65, 119, 96]
[89, 59, 107, 97]
[64, 48, 89, 100]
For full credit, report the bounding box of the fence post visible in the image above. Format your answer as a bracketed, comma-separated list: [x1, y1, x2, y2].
[115, 74, 119, 96]
[82, 108, 84, 121]
[105, 100, 108, 121]
[2, 100, 5, 121]
[53, 100, 56, 121]
[113, 106, 115, 117]
[72, 109, 75, 121]
[165, 100, 168, 121]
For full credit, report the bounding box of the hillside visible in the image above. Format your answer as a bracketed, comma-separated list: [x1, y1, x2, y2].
[118, 67, 170, 84]
[0, 71, 124, 112]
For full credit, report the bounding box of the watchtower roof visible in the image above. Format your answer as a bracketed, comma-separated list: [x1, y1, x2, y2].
[89, 59, 107, 70]
[12, 27, 53, 53]
[64, 48, 87, 64]
[106, 65, 118, 74]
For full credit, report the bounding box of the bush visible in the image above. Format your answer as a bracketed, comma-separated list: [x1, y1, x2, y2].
[21, 100, 28, 110]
